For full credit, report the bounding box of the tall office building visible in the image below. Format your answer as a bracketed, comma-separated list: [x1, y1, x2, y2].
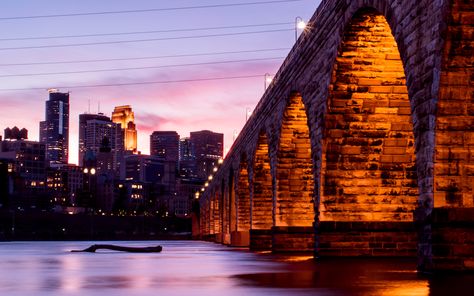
[39, 89, 69, 165]
[112, 105, 137, 152]
[150, 131, 179, 162]
[78, 113, 124, 171]
[78, 113, 110, 166]
[190, 130, 224, 180]
[178, 137, 196, 178]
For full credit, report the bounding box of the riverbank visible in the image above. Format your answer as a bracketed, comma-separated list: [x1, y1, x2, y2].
[0, 210, 191, 241]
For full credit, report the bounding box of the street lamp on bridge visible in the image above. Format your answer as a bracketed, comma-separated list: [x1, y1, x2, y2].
[295, 16, 307, 41]
[264, 73, 273, 90]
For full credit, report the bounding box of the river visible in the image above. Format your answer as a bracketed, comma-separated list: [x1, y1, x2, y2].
[0, 241, 471, 295]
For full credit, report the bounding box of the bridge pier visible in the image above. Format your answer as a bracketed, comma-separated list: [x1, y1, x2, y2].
[249, 229, 273, 251]
[431, 208, 474, 271]
[272, 226, 315, 253]
[230, 231, 250, 247]
[317, 222, 417, 257]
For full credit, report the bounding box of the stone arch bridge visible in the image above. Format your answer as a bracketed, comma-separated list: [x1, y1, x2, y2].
[196, 0, 473, 272]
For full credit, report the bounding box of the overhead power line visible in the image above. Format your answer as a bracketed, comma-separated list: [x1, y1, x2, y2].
[0, 22, 293, 41]
[0, 28, 293, 51]
[0, 47, 290, 67]
[0, 0, 303, 21]
[0, 74, 266, 91]
[0, 57, 284, 78]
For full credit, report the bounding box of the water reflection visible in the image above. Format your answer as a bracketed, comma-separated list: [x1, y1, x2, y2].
[0, 241, 471, 296]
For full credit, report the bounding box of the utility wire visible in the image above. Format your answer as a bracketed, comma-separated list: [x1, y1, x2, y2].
[0, 28, 293, 51]
[0, 47, 290, 67]
[0, 22, 293, 41]
[0, 0, 303, 21]
[0, 74, 265, 91]
[0, 57, 284, 78]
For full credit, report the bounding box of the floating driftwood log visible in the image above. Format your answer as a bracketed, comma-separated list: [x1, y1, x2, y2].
[71, 244, 162, 253]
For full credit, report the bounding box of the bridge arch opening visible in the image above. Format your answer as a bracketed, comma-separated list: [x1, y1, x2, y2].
[230, 155, 251, 246]
[250, 131, 274, 250]
[319, 8, 418, 255]
[275, 92, 314, 227]
[236, 155, 251, 231]
[228, 169, 236, 234]
[212, 190, 221, 236]
[252, 131, 273, 230]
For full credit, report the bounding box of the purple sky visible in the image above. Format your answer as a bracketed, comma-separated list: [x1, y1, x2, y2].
[0, 0, 320, 164]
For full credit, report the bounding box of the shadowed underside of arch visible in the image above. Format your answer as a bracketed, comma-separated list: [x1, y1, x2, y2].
[276, 92, 314, 227]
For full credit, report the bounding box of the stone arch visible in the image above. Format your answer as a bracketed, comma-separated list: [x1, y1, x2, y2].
[228, 169, 237, 234]
[252, 130, 273, 230]
[212, 190, 221, 235]
[202, 196, 211, 237]
[319, 7, 418, 255]
[275, 92, 314, 227]
[218, 180, 229, 244]
[236, 154, 251, 232]
[435, 0, 474, 208]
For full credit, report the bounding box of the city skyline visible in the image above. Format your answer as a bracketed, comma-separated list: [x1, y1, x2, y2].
[0, 0, 319, 164]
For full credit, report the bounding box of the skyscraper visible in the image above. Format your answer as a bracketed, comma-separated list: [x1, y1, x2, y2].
[78, 113, 124, 171]
[39, 89, 69, 165]
[190, 130, 223, 180]
[112, 105, 137, 152]
[150, 131, 179, 162]
[78, 113, 110, 166]
[178, 137, 197, 178]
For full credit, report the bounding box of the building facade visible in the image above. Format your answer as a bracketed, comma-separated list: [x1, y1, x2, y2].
[39, 89, 69, 165]
[78, 113, 111, 166]
[79, 114, 124, 171]
[190, 130, 223, 180]
[112, 105, 137, 153]
[0, 139, 47, 208]
[150, 131, 179, 162]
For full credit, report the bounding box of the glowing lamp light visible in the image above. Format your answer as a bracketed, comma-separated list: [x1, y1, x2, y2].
[213, 167, 218, 172]
[208, 175, 213, 181]
[201, 188, 205, 192]
[296, 19, 306, 30]
[90, 168, 96, 175]
[218, 158, 224, 164]
[204, 182, 209, 187]
[295, 16, 307, 41]
[83, 168, 88, 174]
[265, 75, 273, 84]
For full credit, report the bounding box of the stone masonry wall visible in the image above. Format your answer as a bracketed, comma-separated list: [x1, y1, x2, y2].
[275, 93, 314, 227]
[252, 132, 273, 230]
[236, 160, 250, 231]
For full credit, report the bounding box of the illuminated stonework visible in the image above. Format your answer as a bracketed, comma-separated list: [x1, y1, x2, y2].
[321, 9, 417, 222]
[434, 0, 474, 208]
[236, 156, 250, 232]
[112, 105, 137, 152]
[252, 132, 272, 230]
[276, 93, 314, 227]
[198, 0, 474, 271]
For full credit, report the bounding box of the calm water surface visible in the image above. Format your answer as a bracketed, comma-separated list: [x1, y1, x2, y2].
[0, 241, 471, 295]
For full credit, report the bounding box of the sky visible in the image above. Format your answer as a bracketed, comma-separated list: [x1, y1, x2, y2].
[0, 0, 321, 164]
